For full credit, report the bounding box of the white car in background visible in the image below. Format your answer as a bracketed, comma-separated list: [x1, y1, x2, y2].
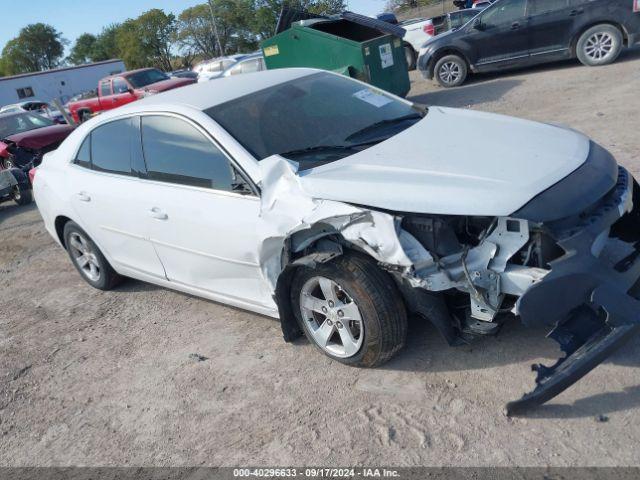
[0, 101, 69, 124]
[400, 10, 481, 69]
[32, 68, 640, 415]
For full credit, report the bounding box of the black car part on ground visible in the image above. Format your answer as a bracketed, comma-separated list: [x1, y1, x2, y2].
[506, 165, 640, 414]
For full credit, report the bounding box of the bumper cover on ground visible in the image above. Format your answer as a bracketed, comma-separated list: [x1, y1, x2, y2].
[506, 168, 640, 414]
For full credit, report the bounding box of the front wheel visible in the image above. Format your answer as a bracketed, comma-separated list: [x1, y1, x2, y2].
[290, 253, 407, 367]
[576, 25, 623, 67]
[434, 54, 468, 88]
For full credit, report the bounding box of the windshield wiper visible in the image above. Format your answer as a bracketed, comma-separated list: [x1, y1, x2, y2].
[279, 140, 379, 158]
[344, 113, 424, 143]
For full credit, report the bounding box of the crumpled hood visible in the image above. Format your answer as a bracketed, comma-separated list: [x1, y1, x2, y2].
[139, 77, 196, 92]
[4, 124, 75, 150]
[298, 107, 591, 216]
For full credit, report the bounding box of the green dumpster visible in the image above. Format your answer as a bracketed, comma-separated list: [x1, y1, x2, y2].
[261, 17, 411, 98]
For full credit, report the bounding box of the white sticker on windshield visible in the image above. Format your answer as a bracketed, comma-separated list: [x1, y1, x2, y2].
[353, 89, 393, 108]
[379, 43, 394, 69]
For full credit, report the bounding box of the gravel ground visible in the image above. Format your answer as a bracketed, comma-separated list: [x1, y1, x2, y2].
[2, 49, 640, 467]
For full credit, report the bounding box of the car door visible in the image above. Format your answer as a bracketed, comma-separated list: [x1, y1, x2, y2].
[138, 114, 274, 308]
[111, 77, 137, 108]
[70, 116, 166, 278]
[468, 0, 529, 69]
[527, 0, 575, 58]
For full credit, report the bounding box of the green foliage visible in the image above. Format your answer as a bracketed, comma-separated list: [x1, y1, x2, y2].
[1, 23, 66, 75]
[67, 33, 98, 65]
[0, 0, 348, 76]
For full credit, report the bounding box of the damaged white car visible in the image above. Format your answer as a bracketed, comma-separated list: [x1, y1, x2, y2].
[33, 69, 640, 414]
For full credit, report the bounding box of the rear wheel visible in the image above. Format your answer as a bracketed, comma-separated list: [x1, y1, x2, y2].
[291, 253, 407, 367]
[3, 158, 15, 170]
[576, 24, 623, 67]
[63, 221, 123, 290]
[78, 109, 92, 123]
[434, 54, 468, 88]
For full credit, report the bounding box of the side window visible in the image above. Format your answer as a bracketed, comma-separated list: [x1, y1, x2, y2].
[112, 78, 130, 94]
[74, 136, 91, 169]
[100, 81, 112, 96]
[481, 0, 526, 28]
[229, 64, 244, 76]
[529, 0, 569, 15]
[241, 59, 263, 74]
[141, 115, 236, 191]
[91, 118, 134, 175]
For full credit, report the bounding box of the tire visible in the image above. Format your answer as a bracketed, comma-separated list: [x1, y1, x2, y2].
[434, 54, 468, 88]
[12, 184, 32, 206]
[404, 44, 417, 71]
[63, 221, 123, 290]
[576, 24, 623, 67]
[3, 158, 15, 170]
[290, 252, 407, 368]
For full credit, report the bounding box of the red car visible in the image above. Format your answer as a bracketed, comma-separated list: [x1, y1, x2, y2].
[67, 68, 196, 123]
[0, 111, 74, 172]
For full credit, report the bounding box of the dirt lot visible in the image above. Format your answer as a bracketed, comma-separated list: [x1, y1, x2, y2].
[2, 49, 640, 467]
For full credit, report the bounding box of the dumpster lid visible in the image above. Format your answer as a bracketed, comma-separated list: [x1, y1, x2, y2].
[340, 11, 406, 38]
[275, 6, 406, 38]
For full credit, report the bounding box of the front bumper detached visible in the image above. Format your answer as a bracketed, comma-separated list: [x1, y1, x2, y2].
[506, 168, 640, 415]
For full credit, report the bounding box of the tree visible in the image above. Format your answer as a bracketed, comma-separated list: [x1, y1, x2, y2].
[252, 0, 347, 40]
[67, 33, 98, 65]
[91, 24, 121, 62]
[176, 4, 219, 59]
[1, 23, 66, 75]
[114, 9, 177, 70]
[177, 1, 257, 60]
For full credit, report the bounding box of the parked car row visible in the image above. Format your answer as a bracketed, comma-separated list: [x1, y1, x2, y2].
[418, 0, 640, 87]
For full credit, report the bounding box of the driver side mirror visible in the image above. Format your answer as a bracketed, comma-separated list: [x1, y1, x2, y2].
[127, 87, 135, 95]
[472, 18, 484, 30]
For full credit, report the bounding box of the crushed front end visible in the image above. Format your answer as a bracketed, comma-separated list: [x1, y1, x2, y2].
[403, 141, 640, 414]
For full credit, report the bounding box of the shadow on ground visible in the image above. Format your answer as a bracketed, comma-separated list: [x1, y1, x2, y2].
[409, 78, 522, 107]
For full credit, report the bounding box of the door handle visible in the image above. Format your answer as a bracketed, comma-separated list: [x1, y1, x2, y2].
[77, 192, 91, 202]
[511, 22, 520, 30]
[569, 9, 584, 16]
[149, 207, 168, 220]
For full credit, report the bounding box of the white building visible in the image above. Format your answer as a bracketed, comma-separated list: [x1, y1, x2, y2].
[0, 59, 126, 108]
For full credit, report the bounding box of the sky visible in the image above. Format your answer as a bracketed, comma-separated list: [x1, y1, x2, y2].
[0, 0, 390, 55]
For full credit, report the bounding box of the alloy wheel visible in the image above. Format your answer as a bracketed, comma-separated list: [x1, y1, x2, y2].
[299, 276, 364, 358]
[69, 232, 101, 282]
[585, 32, 614, 61]
[439, 61, 461, 85]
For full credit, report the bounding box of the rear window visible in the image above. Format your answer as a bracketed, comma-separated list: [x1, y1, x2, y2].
[90, 118, 135, 175]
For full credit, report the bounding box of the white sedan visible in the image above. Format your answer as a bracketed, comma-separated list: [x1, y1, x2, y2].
[33, 68, 640, 413]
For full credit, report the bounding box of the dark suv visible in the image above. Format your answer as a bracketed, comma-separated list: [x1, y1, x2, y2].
[418, 0, 640, 87]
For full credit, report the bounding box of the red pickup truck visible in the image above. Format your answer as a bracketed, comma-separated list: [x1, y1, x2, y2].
[68, 68, 196, 123]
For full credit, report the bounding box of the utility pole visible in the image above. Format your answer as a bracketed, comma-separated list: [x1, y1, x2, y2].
[207, 0, 225, 57]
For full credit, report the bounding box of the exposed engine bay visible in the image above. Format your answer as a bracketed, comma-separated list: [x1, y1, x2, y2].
[258, 148, 640, 415]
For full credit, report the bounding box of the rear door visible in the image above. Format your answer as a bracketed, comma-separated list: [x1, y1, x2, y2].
[469, 0, 529, 69]
[527, 0, 575, 58]
[70, 117, 166, 278]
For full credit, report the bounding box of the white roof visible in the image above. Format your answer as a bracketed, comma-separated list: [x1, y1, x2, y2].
[133, 68, 319, 112]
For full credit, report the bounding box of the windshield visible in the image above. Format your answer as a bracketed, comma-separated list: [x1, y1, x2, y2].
[125, 69, 170, 88]
[205, 72, 424, 165]
[0, 113, 54, 138]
